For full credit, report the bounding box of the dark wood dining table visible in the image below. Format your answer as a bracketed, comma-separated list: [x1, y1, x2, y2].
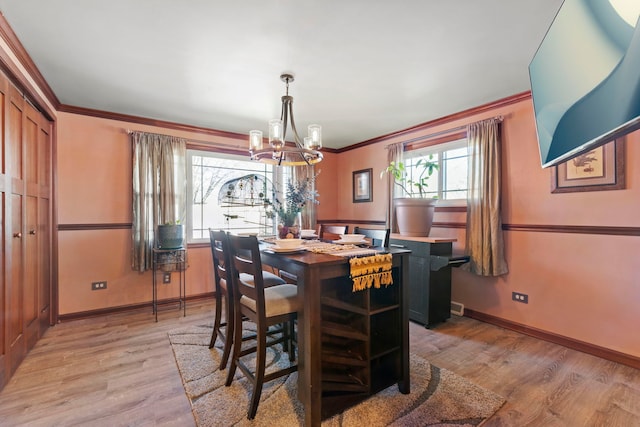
[260, 243, 411, 426]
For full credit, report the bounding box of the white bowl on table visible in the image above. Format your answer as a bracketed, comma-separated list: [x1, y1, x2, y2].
[300, 229, 317, 238]
[274, 238, 303, 249]
[339, 234, 366, 243]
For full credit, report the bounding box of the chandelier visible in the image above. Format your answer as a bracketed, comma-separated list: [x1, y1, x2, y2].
[249, 73, 323, 166]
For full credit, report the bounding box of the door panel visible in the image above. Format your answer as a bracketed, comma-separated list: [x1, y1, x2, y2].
[0, 192, 6, 386]
[0, 73, 7, 387]
[24, 195, 38, 349]
[7, 82, 25, 376]
[0, 59, 53, 391]
[38, 115, 52, 331]
[38, 197, 50, 332]
[23, 105, 40, 349]
[9, 193, 24, 374]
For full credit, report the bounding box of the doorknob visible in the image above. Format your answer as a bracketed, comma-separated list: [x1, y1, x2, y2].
[13, 232, 22, 238]
[29, 229, 37, 235]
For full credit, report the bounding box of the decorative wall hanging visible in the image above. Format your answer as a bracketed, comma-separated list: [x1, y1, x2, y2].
[551, 139, 625, 193]
[353, 168, 372, 203]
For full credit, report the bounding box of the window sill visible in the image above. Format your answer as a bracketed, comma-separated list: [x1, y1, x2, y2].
[435, 199, 466, 208]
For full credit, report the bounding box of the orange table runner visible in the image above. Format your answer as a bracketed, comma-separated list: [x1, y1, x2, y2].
[349, 253, 393, 292]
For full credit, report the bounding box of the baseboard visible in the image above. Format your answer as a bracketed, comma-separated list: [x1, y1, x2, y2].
[58, 292, 214, 322]
[464, 308, 640, 370]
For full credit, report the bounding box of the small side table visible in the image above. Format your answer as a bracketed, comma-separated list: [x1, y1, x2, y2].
[152, 247, 186, 322]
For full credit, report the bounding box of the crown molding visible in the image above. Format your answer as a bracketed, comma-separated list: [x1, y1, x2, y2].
[338, 91, 531, 153]
[0, 13, 59, 117]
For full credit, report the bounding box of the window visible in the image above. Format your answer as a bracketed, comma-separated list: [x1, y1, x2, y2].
[404, 138, 468, 201]
[187, 150, 282, 243]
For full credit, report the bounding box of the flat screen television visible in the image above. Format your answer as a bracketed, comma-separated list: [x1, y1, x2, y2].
[529, 0, 640, 168]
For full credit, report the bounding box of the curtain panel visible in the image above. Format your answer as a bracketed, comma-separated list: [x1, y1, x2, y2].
[463, 119, 508, 276]
[294, 165, 317, 230]
[131, 131, 187, 272]
[385, 143, 404, 233]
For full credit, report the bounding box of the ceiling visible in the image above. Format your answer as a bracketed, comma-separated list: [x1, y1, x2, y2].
[0, 0, 563, 149]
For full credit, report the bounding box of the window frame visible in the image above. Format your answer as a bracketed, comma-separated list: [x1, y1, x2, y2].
[404, 137, 468, 207]
[186, 149, 283, 244]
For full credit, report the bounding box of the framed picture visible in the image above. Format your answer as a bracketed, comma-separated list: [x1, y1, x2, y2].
[353, 168, 372, 203]
[551, 139, 625, 193]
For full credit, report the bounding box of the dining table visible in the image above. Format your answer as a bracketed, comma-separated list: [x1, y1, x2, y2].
[259, 240, 411, 426]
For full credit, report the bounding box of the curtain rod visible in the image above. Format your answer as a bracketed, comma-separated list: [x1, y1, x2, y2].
[385, 115, 503, 149]
[125, 129, 245, 150]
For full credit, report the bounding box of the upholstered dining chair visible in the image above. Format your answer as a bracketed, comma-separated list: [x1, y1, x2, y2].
[208, 229, 234, 370]
[318, 224, 349, 241]
[208, 230, 286, 370]
[353, 226, 391, 247]
[225, 234, 299, 420]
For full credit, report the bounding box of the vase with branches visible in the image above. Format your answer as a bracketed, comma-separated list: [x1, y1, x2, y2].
[266, 175, 319, 238]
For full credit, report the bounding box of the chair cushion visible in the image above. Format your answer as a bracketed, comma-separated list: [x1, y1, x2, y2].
[239, 271, 286, 288]
[240, 284, 298, 317]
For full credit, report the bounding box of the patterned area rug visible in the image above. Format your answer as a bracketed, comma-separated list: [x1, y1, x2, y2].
[168, 324, 505, 426]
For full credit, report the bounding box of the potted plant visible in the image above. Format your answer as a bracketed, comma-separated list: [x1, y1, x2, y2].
[381, 155, 439, 237]
[266, 176, 319, 239]
[157, 220, 185, 249]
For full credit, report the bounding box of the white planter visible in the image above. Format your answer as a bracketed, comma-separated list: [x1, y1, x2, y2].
[394, 198, 437, 237]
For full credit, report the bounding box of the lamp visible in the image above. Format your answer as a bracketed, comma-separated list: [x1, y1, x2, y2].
[249, 74, 323, 166]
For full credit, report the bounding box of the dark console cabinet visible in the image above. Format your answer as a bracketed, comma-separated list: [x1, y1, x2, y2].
[389, 235, 457, 328]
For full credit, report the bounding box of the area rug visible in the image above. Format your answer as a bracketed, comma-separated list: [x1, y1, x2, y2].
[168, 324, 505, 426]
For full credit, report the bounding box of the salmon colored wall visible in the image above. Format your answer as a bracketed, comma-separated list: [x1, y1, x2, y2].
[314, 151, 339, 221]
[57, 112, 333, 315]
[57, 113, 227, 315]
[337, 97, 640, 358]
[453, 100, 640, 357]
[335, 143, 390, 223]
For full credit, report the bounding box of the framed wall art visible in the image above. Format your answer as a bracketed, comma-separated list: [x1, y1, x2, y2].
[550, 138, 625, 193]
[353, 168, 372, 203]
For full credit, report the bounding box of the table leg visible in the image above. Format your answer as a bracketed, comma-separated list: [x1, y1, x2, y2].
[299, 267, 322, 427]
[182, 258, 186, 317]
[153, 259, 158, 322]
[399, 253, 410, 393]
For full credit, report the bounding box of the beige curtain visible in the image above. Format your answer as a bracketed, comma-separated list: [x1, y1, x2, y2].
[463, 119, 508, 276]
[131, 131, 187, 272]
[385, 142, 404, 233]
[294, 164, 317, 229]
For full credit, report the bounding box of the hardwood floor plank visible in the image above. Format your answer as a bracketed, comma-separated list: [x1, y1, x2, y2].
[0, 301, 638, 426]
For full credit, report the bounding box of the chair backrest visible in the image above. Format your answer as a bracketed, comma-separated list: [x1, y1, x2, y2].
[318, 224, 349, 241]
[353, 227, 390, 247]
[227, 234, 265, 313]
[209, 229, 231, 296]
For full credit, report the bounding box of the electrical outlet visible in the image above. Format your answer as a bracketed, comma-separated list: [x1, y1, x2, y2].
[91, 281, 107, 290]
[163, 272, 171, 284]
[512, 292, 528, 304]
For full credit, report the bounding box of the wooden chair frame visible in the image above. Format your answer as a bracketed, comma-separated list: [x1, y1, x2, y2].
[353, 226, 391, 247]
[318, 224, 349, 241]
[225, 234, 298, 419]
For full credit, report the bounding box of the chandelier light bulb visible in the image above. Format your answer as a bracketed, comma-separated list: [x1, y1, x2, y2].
[304, 136, 313, 149]
[308, 124, 322, 149]
[249, 130, 263, 151]
[269, 119, 284, 150]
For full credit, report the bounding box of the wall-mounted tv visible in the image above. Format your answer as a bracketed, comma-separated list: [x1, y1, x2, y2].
[529, 0, 640, 168]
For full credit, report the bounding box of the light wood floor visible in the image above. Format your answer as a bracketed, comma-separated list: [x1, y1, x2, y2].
[1, 300, 638, 426]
